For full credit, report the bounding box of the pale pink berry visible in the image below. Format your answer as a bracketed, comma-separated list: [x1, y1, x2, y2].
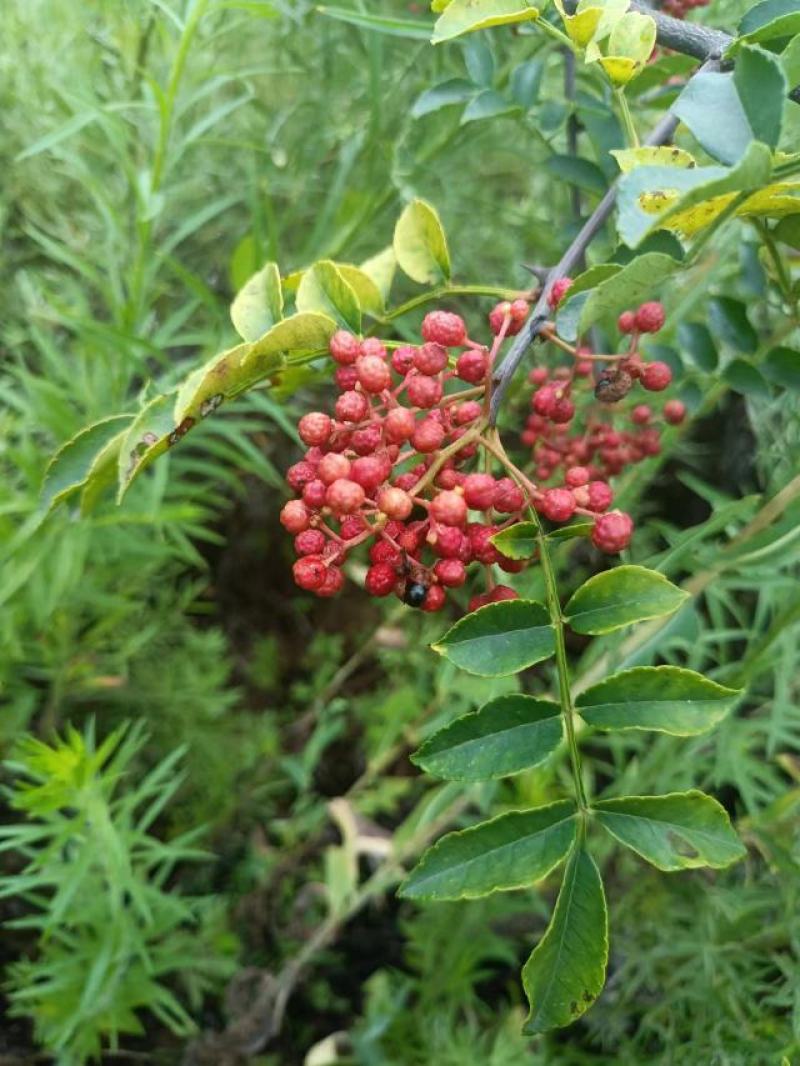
[384, 407, 417, 443]
[421, 310, 467, 347]
[326, 478, 365, 515]
[641, 361, 672, 391]
[635, 301, 665, 333]
[377, 487, 413, 520]
[335, 390, 369, 423]
[412, 418, 446, 454]
[592, 511, 634, 553]
[330, 330, 361, 365]
[298, 412, 332, 447]
[406, 375, 443, 409]
[414, 342, 449, 376]
[456, 349, 489, 384]
[540, 488, 576, 523]
[462, 473, 497, 511]
[356, 355, 391, 394]
[663, 399, 686, 424]
[280, 499, 310, 533]
[430, 490, 467, 527]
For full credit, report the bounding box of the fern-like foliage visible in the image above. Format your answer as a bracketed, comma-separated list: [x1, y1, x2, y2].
[0, 722, 235, 1064]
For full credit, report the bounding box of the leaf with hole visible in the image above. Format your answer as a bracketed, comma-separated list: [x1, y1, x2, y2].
[564, 565, 688, 635]
[393, 199, 451, 284]
[522, 843, 608, 1033]
[432, 599, 555, 677]
[399, 800, 576, 900]
[593, 790, 746, 871]
[412, 695, 561, 780]
[575, 666, 740, 735]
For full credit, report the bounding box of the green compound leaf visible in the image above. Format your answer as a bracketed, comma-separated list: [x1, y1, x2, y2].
[575, 665, 741, 735]
[40, 414, 133, 516]
[431, 599, 555, 677]
[393, 199, 451, 284]
[242, 311, 338, 379]
[296, 260, 361, 332]
[399, 800, 576, 900]
[230, 261, 283, 342]
[593, 790, 747, 871]
[431, 0, 540, 45]
[522, 843, 608, 1033]
[412, 695, 562, 780]
[564, 565, 689, 635]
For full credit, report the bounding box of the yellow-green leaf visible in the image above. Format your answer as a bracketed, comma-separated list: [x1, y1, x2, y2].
[242, 311, 338, 379]
[432, 0, 539, 45]
[41, 415, 133, 516]
[296, 260, 361, 331]
[117, 393, 178, 502]
[393, 199, 451, 284]
[360, 246, 397, 302]
[612, 145, 697, 174]
[336, 263, 385, 315]
[230, 261, 283, 342]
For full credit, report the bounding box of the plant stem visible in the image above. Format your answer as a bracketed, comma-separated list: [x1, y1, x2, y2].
[754, 218, 794, 303]
[615, 89, 640, 149]
[486, 430, 587, 812]
[534, 15, 577, 52]
[376, 284, 523, 326]
[535, 510, 589, 812]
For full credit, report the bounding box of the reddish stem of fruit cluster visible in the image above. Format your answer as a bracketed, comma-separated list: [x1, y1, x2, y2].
[281, 295, 684, 613]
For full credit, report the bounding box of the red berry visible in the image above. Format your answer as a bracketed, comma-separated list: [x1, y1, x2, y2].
[454, 400, 482, 425]
[509, 299, 529, 333]
[406, 375, 443, 409]
[493, 478, 525, 514]
[532, 386, 557, 417]
[293, 555, 327, 591]
[351, 423, 383, 455]
[592, 511, 634, 553]
[335, 390, 369, 423]
[384, 406, 416, 443]
[575, 359, 594, 377]
[640, 361, 672, 392]
[391, 345, 416, 376]
[631, 404, 651, 425]
[434, 558, 466, 588]
[414, 342, 449, 376]
[618, 310, 637, 334]
[302, 479, 327, 508]
[433, 526, 469, 560]
[421, 310, 467, 348]
[298, 412, 332, 446]
[335, 366, 359, 391]
[455, 348, 489, 384]
[422, 584, 447, 612]
[468, 523, 500, 564]
[318, 453, 351, 485]
[488, 301, 511, 335]
[294, 529, 326, 555]
[280, 499, 310, 533]
[489, 585, 519, 603]
[565, 466, 590, 488]
[365, 562, 397, 597]
[317, 566, 344, 597]
[350, 456, 386, 493]
[635, 301, 666, 334]
[468, 591, 490, 612]
[430, 490, 468, 527]
[377, 486, 413, 520]
[360, 337, 388, 360]
[540, 487, 576, 523]
[340, 515, 367, 539]
[462, 473, 497, 511]
[551, 397, 575, 424]
[325, 478, 365, 515]
[529, 366, 549, 386]
[370, 540, 401, 565]
[663, 399, 686, 424]
[412, 418, 446, 454]
[286, 461, 317, 492]
[330, 330, 361, 365]
[548, 277, 573, 309]
[356, 355, 391, 394]
[587, 480, 614, 512]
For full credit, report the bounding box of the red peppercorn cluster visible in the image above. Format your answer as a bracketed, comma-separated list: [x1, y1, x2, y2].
[281, 296, 656, 612]
[661, 0, 709, 18]
[522, 292, 686, 486]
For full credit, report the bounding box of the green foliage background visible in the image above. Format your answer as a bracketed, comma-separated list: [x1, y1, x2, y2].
[0, 0, 798, 1063]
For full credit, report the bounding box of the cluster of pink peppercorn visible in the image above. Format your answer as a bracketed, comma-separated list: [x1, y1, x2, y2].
[279, 288, 685, 613]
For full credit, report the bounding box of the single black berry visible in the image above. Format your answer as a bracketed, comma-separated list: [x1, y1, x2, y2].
[403, 582, 428, 608]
